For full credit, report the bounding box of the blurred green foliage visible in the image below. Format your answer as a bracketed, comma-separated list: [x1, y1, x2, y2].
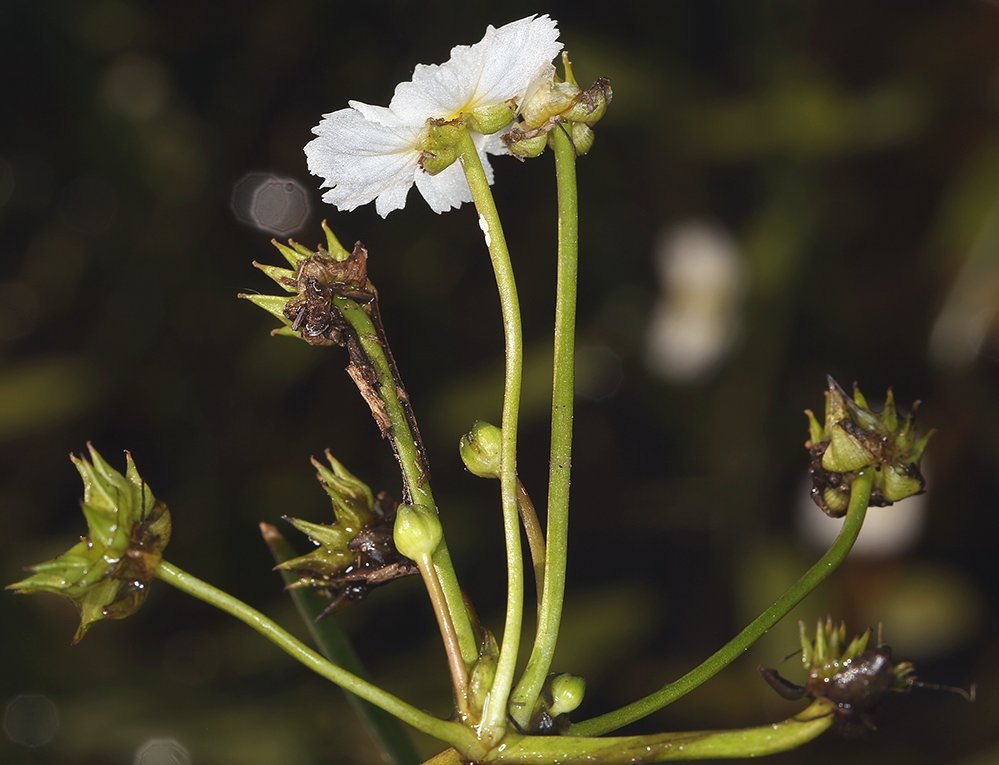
[2, 1, 997, 764]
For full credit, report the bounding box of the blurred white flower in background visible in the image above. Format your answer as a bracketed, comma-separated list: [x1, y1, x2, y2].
[928, 199, 999, 368]
[305, 15, 562, 217]
[644, 222, 747, 382]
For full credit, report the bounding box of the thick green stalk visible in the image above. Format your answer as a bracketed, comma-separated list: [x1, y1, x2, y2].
[426, 697, 835, 765]
[334, 295, 478, 666]
[510, 125, 579, 728]
[489, 699, 835, 762]
[260, 523, 420, 765]
[155, 560, 483, 754]
[455, 127, 525, 740]
[571, 471, 874, 736]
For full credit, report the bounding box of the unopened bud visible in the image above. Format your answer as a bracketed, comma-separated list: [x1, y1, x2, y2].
[548, 673, 586, 716]
[459, 421, 503, 478]
[393, 504, 443, 561]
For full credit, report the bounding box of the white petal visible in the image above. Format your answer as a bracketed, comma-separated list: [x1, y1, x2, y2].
[390, 15, 562, 122]
[414, 162, 474, 214]
[304, 106, 423, 217]
[476, 130, 508, 158]
[463, 15, 562, 108]
[391, 61, 470, 122]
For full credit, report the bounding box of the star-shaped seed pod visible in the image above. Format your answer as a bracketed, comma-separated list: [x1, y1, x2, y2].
[804, 376, 932, 517]
[761, 619, 917, 733]
[8, 445, 171, 642]
[277, 452, 417, 618]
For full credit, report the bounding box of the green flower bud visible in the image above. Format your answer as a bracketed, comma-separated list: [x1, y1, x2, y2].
[8, 445, 171, 642]
[805, 377, 932, 517]
[548, 673, 586, 717]
[459, 420, 503, 478]
[393, 504, 443, 561]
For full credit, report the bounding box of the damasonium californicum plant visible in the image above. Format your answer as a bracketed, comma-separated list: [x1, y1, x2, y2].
[10, 13, 967, 765]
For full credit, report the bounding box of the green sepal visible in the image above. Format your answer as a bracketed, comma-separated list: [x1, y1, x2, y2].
[421, 121, 464, 176]
[311, 450, 376, 531]
[252, 261, 298, 292]
[467, 100, 517, 135]
[238, 292, 293, 326]
[320, 219, 351, 262]
[271, 238, 311, 269]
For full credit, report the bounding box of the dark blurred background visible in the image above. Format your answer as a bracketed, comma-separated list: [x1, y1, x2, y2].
[2, 2, 998, 763]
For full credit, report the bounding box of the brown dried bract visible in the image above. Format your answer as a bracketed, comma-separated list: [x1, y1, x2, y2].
[283, 243, 375, 346]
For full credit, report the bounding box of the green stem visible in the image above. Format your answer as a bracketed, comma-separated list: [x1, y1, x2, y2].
[260, 523, 420, 765]
[414, 552, 470, 716]
[510, 125, 579, 728]
[516, 479, 546, 610]
[489, 699, 835, 763]
[334, 296, 478, 666]
[155, 560, 482, 755]
[456, 127, 525, 740]
[571, 470, 874, 736]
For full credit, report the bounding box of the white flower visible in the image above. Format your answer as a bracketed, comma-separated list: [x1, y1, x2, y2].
[304, 15, 562, 218]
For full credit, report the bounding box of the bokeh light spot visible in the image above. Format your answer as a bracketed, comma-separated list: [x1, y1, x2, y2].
[135, 737, 191, 765]
[231, 173, 310, 236]
[3, 693, 60, 748]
